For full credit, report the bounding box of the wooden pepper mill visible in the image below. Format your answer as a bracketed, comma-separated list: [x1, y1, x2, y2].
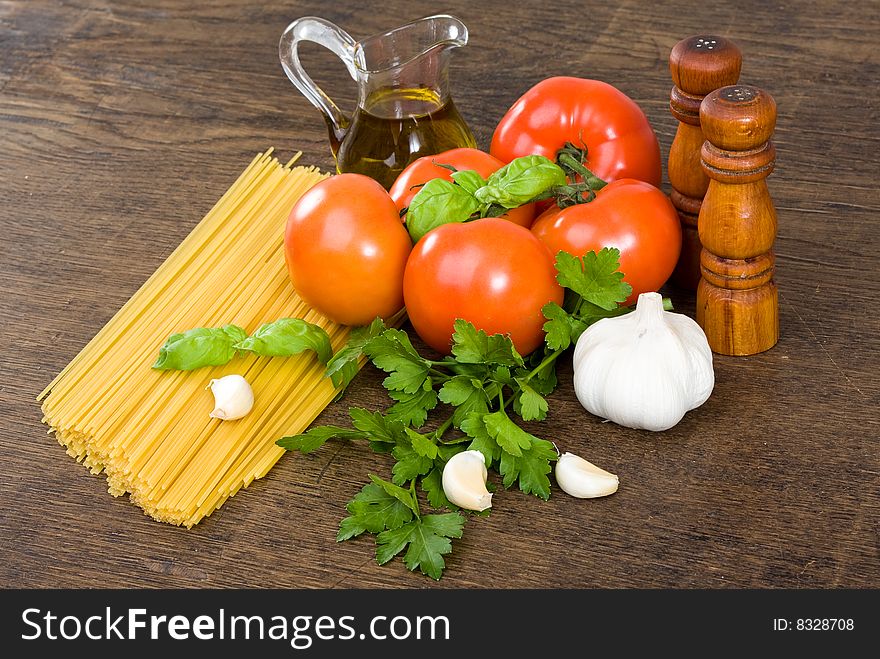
[696, 84, 778, 355]
[668, 35, 742, 289]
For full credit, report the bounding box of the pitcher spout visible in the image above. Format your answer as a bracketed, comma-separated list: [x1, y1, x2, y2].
[354, 15, 468, 74]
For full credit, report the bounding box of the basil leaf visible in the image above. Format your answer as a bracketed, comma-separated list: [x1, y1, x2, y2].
[234, 318, 332, 364]
[450, 169, 487, 195]
[406, 178, 480, 243]
[152, 324, 247, 371]
[475, 155, 566, 208]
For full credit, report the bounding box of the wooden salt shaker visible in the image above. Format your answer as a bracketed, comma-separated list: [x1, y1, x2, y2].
[696, 85, 779, 355]
[668, 36, 742, 289]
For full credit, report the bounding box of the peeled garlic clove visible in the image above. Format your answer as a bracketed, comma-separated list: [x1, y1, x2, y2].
[208, 374, 254, 420]
[442, 450, 492, 511]
[555, 452, 619, 499]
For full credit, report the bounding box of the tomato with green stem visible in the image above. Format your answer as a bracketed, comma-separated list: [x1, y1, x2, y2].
[531, 179, 681, 305]
[491, 77, 662, 187]
[403, 217, 563, 356]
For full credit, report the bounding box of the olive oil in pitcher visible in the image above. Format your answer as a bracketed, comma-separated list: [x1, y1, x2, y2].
[280, 15, 476, 189]
[333, 87, 476, 189]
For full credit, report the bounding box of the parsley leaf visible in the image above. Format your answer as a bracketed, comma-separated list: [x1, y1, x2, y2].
[493, 366, 513, 387]
[438, 376, 490, 426]
[420, 443, 467, 509]
[529, 367, 558, 406]
[515, 379, 549, 422]
[369, 474, 420, 517]
[369, 440, 395, 454]
[460, 412, 501, 465]
[365, 328, 431, 394]
[499, 435, 558, 500]
[483, 409, 533, 457]
[375, 513, 466, 580]
[390, 427, 438, 485]
[276, 426, 365, 453]
[553, 248, 631, 311]
[420, 467, 449, 509]
[405, 427, 439, 459]
[520, 354, 559, 396]
[577, 299, 631, 324]
[325, 318, 386, 389]
[437, 375, 475, 406]
[382, 363, 431, 393]
[391, 442, 434, 485]
[386, 385, 439, 427]
[337, 482, 414, 541]
[349, 407, 405, 444]
[542, 301, 583, 351]
[450, 319, 524, 367]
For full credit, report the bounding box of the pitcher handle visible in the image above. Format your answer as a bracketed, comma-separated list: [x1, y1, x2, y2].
[279, 17, 358, 140]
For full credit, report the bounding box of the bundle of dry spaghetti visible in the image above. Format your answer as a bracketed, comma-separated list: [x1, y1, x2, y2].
[39, 149, 345, 527]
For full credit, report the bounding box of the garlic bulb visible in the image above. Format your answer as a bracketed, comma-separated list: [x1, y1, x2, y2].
[555, 452, 619, 498]
[208, 374, 254, 420]
[572, 292, 714, 431]
[442, 450, 492, 511]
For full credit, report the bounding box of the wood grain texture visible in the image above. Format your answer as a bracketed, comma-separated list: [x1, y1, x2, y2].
[1, 0, 878, 589]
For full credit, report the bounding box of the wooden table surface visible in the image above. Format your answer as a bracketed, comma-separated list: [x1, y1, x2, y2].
[1, 0, 877, 589]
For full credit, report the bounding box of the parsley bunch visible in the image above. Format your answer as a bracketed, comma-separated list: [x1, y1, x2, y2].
[277, 248, 667, 580]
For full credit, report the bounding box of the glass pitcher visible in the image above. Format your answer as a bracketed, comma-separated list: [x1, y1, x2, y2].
[279, 15, 476, 189]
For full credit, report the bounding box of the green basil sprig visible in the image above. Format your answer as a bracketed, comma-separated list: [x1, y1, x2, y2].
[449, 169, 487, 195]
[152, 318, 332, 371]
[475, 155, 567, 208]
[152, 325, 247, 371]
[235, 318, 332, 364]
[404, 155, 567, 244]
[405, 179, 481, 243]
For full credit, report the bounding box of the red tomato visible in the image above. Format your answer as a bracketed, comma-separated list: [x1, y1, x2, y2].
[284, 174, 412, 326]
[531, 179, 681, 305]
[491, 77, 662, 186]
[403, 218, 563, 356]
[389, 147, 536, 228]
